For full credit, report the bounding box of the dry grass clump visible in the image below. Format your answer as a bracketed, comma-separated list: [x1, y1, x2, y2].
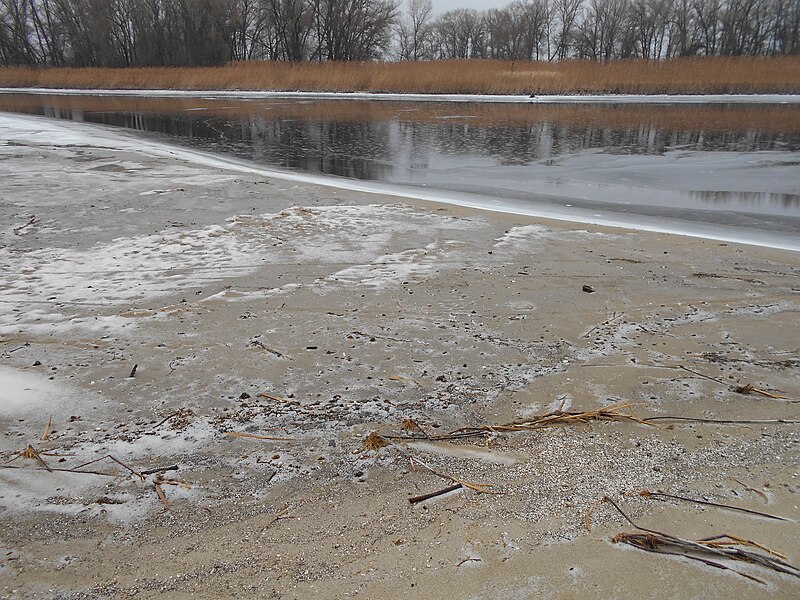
[1, 57, 798, 95]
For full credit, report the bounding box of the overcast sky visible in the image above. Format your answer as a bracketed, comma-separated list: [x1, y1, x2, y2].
[429, 0, 509, 15]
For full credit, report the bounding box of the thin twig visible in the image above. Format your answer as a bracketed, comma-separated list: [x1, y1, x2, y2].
[70, 454, 144, 481]
[676, 365, 728, 385]
[642, 416, 799, 425]
[456, 557, 482, 567]
[265, 505, 295, 527]
[639, 490, 788, 521]
[152, 411, 180, 429]
[106, 455, 145, 481]
[0, 464, 116, 476]
[408, 455, 493, 494]
[585, 498, 601, 531]
[224, 432, 292, 441]
[256, 393, 289, 402]
[730, 477, 769, 504]
[582, 312, 623, 338]
[735, 383, 789, 400]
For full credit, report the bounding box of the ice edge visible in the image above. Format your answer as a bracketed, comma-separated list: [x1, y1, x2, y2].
[1, 111, 798, 252]
[2, 87, 800, 104]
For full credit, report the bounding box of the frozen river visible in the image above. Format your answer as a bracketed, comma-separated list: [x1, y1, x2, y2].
[1, 92, 799, 248]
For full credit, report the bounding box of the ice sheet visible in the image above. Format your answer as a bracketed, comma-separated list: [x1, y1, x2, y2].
[1, 112, 798, 251]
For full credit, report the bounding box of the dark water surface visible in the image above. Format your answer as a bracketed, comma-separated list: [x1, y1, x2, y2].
[2, 93, 799, 243]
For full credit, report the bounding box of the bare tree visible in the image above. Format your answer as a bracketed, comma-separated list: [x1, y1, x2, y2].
[316, 0, 398, 61]
[693, 0, 721, 54]
[268, 0, 313, 60]
[1, 0, 44, 64]
[432, 8, 483, 58]
[667, 0, 702, 56]
[576, 0, 632, 59]
[407, 0, 432, 58]
[2, 0, 799, 67]
[551, 0, 583, 59]
[770, 0, 800, 54]
[396, 0, 432, 59]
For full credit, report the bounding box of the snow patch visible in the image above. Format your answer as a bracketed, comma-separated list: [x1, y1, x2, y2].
[0, 364, 90, 417]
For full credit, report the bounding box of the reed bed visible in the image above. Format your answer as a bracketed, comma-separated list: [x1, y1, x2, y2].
[2, 93, 799, 134]
[1, 57, 799, 95]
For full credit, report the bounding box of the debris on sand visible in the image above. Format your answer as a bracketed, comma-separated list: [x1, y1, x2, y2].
[605, 496, 799, 585]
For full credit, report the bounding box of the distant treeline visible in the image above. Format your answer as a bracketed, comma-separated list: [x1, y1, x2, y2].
[1, 0, 798, 68]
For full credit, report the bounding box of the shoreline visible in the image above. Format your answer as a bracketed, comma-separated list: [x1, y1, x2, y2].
[2, 112, 798, 252]
[3, 87, 800, 104]
[1, 112, 799, 599]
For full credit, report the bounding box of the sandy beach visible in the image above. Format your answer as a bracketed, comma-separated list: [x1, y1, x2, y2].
[1, 113, 798, 599]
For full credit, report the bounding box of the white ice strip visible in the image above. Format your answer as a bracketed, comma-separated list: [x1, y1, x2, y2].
[0, 201, 481, 335]
[319, 240, 462, 290]
[1, 113, 798, 251]
[494, 225, 552, 247]
[0, 364, 90, 417]
[0, 365, 61, 416]
[0, 204, 468, 307]
[2, 88, 799, 104]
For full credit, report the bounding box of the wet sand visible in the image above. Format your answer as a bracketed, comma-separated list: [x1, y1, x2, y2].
[1, 114, 799, 599]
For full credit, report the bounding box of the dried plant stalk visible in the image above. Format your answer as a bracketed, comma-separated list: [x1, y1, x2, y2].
[396, 402, 647, 441]
[605, 496, 799, 584]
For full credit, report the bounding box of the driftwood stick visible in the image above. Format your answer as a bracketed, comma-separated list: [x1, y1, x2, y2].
[13, 216, 36, 235]
[152, 411, 181, 429]
[256, 393, 289, 402]
[408, 484, 463, 504]
[6, 342, 30, 354]
[735, 383, 789, 399]
[140, 464, 179, 476]
[153, 482, 169, 508]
